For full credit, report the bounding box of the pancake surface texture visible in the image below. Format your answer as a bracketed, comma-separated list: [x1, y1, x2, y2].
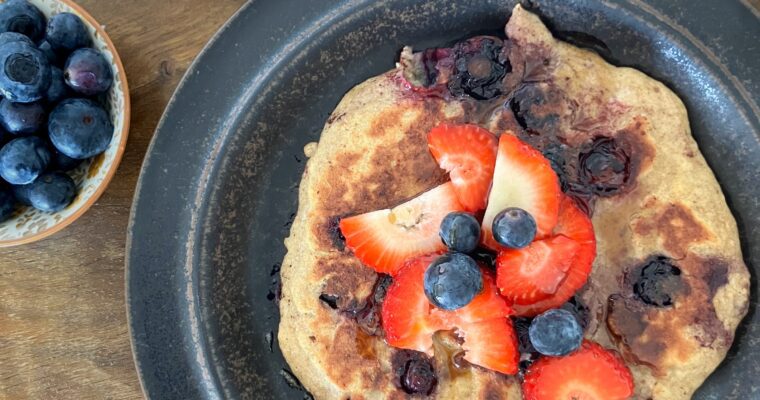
[278, 5, 750, 399]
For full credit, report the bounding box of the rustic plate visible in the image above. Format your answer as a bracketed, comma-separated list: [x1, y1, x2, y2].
[126, 0, 759, 399]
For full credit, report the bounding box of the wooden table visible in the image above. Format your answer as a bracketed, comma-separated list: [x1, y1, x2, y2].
[0, 1, 245, 398]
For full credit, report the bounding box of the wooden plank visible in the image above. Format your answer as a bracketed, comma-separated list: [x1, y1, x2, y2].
[0, 1, 245, 399]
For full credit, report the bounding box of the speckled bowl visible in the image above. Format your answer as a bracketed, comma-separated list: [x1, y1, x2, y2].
[0, 0, 129, 247]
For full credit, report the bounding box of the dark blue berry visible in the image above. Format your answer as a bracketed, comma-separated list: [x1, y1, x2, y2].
[38, 40, 63, 66]
[492, 207, 536, 249]
[0, 0, 46, 43]
[26, 171, 76, 211]
[633, 256, 682, 307]
[424, 253, 483, 310]
[439, 212, 480, 253]
[48, 98, 112, 159]
[0, 98, 45, 134]
[528, 309, 583, 356]
[50, 148, 82, 171]
[64, 48, 112, 96]
[45, 66, 68, 104]
[0, 135, 50, 184]
[0, 41, 51, 102]
[0, 31, 32, 46]
[46, 12, 91, 54]
[0, 184, 16, 221]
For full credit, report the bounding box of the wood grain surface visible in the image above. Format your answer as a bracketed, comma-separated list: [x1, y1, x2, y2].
[0, 1, 245, 399]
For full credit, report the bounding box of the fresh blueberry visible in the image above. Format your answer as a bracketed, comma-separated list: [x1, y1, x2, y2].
[492, 207, 537, 249]
[11, 181, 30, 205]
[528, 309, 583, 356]
[48, 98, 112, 159]
[424, 253, 483, 310]
[0, 0, 46, 43]
[0, 31, 32, 46]
[0, 135, 50, 184]
[0, 41, 51, 102]
[64, 48, 112, 96]
[46, 12, 90, 54]
[0, 184, 16, 221]
[439, 212, 480, 253]
[50, 148, 82, 171]
[26, 171, 76, 211]
[45, 66, 69, 104]
[0, 98, 45, 134]
[38, 40, 63, 66]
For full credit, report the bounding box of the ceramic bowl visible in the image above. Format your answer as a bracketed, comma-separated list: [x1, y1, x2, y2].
[0, 0, 129, 247]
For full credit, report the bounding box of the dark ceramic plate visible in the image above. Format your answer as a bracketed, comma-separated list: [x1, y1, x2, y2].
[126, 0, 760, 398]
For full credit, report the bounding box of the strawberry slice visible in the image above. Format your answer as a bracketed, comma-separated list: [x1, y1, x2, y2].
[382, 254, 442, 353]
[522, 341, 634, 400]
[383, 256, 519, 374]
[496, 235, 580, 305]
[482, 133, 561, 250]
[427, 124, 498, 212]
[512, 196, 596, 316]
[340, 182, 465, 275]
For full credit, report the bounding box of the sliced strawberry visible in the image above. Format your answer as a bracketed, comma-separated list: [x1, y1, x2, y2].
[459, 317, 519, 375]
[340, 182, 465, 275]
[427, 123, 498, 212]
[482, 133, 561, 250]
[384, 257, 518, 374]
[522, 341, 634, 400]
[512, 196, 596, 316]
[496, 236, 580, 305]
[382, 254, 442, 354]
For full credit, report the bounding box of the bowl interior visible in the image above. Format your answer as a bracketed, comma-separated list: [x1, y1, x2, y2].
[0, 0, 128, 246]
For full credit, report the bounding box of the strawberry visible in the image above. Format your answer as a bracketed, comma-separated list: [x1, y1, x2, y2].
[427, 123, 498, 212]
[382, 254, 442, 353]
[383, 256, 519, 374]
[496, 235, 580, 305]
[512, 196, 596, 316]
[522, 341, 634, 400]
[481, 133, 561, 250]
[339, 182, 465, 275]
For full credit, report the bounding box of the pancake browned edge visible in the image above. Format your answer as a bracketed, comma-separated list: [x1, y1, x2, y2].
[279, 5, 750, 399]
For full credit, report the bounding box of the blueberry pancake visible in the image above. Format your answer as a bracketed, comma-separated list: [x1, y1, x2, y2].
[278, 5, 750, 399]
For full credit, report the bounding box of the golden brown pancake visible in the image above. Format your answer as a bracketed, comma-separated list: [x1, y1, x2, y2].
[278, 5, 750, 399]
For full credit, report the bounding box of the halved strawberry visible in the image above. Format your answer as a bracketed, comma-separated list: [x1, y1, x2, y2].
[340, 182, 465, 275]
[481, 133, 561, 250]
[512, 196, 596, 316]
[427, 124, 498, 212]
[496, 235, 580, 305]
[522, 341, 634, 400]
[382, 254, 442, 353]
[384, 257, 519, 374]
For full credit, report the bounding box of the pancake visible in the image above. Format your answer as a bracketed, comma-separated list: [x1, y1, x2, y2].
[278, 5, 750, 399]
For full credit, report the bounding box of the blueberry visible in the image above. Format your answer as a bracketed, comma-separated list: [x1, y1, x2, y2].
[46, 12, 90, 54]
[633, 256, 683, 307]
[0, 41, 51, 102]
[439, 212, 480, 253]
[492, 207, 537, 249]
[26, 171, 76, 212]
[0, 184, 16, 221]
[48, 98, 113, 159]
[0, 0, 46, 43]
[11, 181, 30, 205]
[45, 66, 69, 104]
[0, 135, 50, 184]
[38, 40, 63, 66]
[528, 309, 583, 356]
[0, 98, 45, 134]
[64, 48, 112, 96]
[424, 253, 483, 310]
[50, 148, 82, 171]
[0, 31, 32, 46]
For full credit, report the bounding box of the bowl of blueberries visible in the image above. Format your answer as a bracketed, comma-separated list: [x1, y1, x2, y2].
[0, 0, 128, 246]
